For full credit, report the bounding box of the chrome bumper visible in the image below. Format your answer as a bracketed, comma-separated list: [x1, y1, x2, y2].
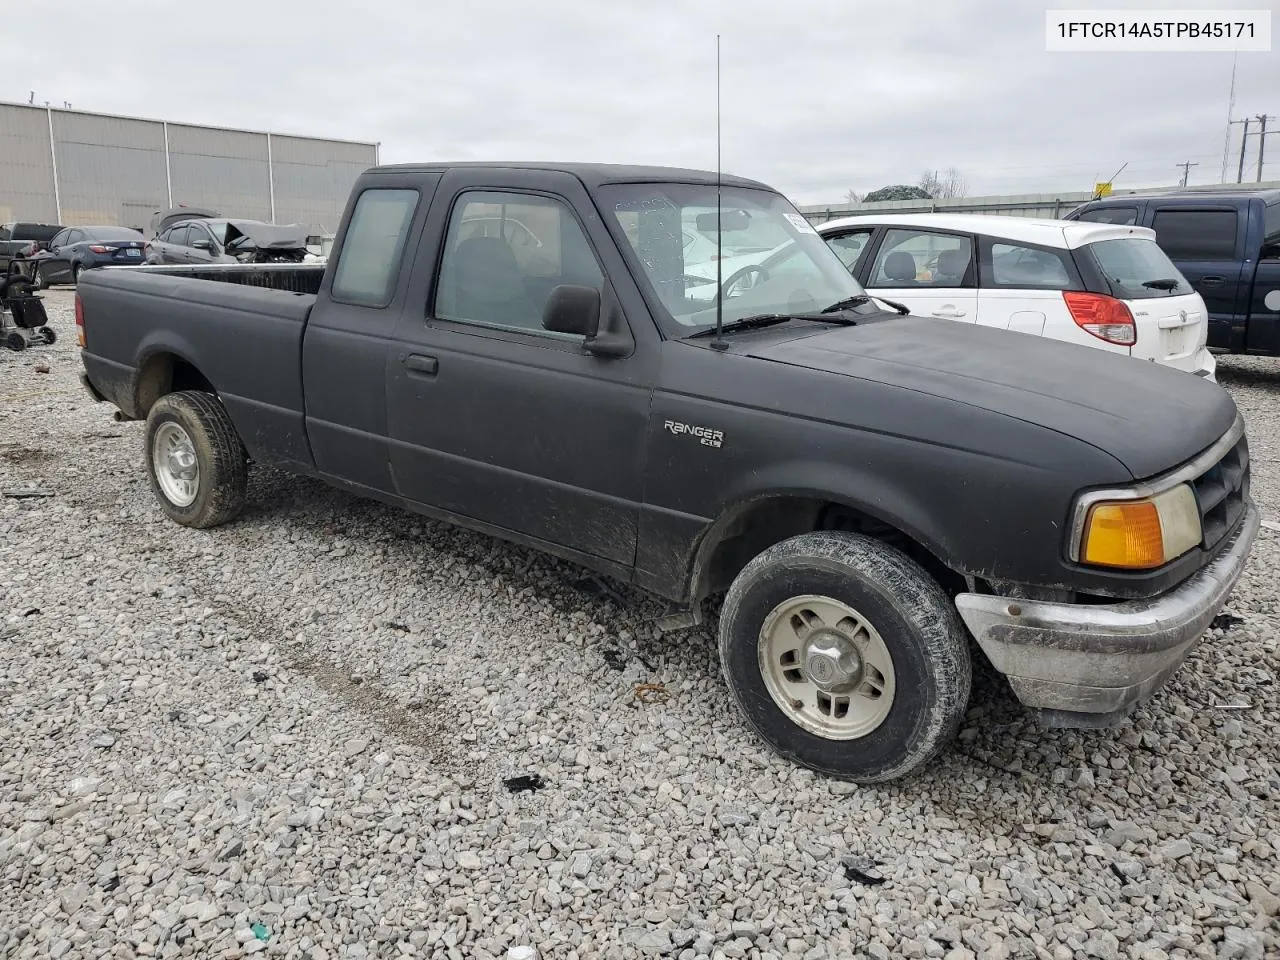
[954, 502, 1258, 726]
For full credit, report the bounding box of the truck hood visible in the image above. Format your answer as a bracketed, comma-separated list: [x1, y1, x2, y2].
[738, 315, 1238, 479]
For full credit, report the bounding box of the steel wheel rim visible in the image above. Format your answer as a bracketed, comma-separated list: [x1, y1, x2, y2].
[758, 594, 897, 740]
[152, 421, 199, 508]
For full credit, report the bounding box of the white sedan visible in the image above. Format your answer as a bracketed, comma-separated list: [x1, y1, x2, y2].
[813, 213, 1216, 380]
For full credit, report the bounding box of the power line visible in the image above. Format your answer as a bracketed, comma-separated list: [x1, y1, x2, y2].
[1176, 161, 1199, 187]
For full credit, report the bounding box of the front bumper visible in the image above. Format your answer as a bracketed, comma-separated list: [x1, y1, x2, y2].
[954, 502, 1258, 727]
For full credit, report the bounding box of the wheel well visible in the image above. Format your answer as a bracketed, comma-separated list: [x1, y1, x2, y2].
[691, 497, 965, 604]
[134, 352, 215, 415]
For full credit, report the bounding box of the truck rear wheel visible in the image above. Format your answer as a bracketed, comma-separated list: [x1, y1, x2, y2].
[718, 531, 971, 783]
[144, 391, 247, 528]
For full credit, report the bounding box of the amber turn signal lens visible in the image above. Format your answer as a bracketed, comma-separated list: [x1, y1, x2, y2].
[1082, 500, 1164, 569]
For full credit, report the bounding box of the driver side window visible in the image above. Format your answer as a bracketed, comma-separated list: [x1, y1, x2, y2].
[433, 191, 604, 337]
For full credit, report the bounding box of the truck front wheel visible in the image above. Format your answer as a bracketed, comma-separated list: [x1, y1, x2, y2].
[144, 391, 247, 528]
[718, 531, 971, 783]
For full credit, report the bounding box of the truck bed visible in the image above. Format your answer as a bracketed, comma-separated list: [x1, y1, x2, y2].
[78, 266, 318, 471]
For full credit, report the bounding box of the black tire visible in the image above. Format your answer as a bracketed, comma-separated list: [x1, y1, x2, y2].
[144, 391, 247, 528]
[4, 332, 25, 352]
[718, 531, 971, 784]
[33, 265, 49, 290]
[72, 263, 82, 283]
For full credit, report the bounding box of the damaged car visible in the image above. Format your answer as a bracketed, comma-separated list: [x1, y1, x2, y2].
[145, 217, 311, 265]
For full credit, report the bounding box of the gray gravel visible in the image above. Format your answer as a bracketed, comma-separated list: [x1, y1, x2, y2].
[1, 289, 1278, 960]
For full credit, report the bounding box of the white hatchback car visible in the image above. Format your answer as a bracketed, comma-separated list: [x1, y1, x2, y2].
[813, 213, 1216, 380]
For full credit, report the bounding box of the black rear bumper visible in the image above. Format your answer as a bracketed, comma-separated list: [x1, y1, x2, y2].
[79, 370, 107, 403]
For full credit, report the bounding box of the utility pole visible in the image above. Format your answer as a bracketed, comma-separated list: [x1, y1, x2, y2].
[1176, 161, 1199, 186]
[1231, 115, 1278, 183]
[1233, 117, 1252, 182]
[1257, 114, 1269, 183]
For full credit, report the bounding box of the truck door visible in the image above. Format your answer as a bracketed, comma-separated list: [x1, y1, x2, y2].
[1241, 199, 1280, 355]
[384, 169, 654, 568]
[1146, 204, 1247, 351]
[302, 175, 440, 494]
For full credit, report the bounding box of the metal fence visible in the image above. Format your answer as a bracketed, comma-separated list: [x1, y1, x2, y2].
[0, 101, 378, 235]
[102, 262, 328, 295]
[797, 179, 1280, 224]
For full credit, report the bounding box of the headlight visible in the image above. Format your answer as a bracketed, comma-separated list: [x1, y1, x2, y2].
[1077, 483, 1201, 569]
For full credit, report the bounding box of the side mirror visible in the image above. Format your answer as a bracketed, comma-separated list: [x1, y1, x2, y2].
[541, 283, 634, 358]
[192, 239, 213, 251]
[542, 284, 600, 338]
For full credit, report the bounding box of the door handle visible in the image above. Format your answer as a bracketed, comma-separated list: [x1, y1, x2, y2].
[1200, 276, 1225, 285]
[402, 354, 438, 375]
[931, 308, 967, 318]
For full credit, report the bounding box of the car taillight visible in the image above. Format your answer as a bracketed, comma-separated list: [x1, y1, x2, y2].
[88, 244, 111, 254]
[75, 292, 85, 347]
[1063, 291, 1137, 346]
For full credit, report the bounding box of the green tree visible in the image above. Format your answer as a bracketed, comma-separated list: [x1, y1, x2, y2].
[863, 184, 933, 203]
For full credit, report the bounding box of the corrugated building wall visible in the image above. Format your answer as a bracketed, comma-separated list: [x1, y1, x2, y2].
[0, 106, 59, 223]
[0, 101, 377, 234]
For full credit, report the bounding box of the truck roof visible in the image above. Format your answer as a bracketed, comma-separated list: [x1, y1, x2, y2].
[1083, 188, 1280, 205]
[365, 161, 773, 191]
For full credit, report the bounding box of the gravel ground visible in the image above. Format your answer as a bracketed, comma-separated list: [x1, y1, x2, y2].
[1, 290, 1278, 960]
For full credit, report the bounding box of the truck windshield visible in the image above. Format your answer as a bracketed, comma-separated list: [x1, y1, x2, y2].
[600, 183, 866, 337]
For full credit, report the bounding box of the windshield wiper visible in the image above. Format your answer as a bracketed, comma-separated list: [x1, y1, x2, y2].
[689, 312, 858, 339]
[1142, 278, 1181, 291]
[821, 294, 910, 315]
[689, 314, 793, 337]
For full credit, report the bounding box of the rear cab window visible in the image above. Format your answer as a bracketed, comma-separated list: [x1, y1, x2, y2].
[1085, 237, 1193, 300]
[1150, 209, 1238, 260]
[330, 188, 420, 308]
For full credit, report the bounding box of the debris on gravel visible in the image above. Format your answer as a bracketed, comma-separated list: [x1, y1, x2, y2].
[1, 291, 1277, 958]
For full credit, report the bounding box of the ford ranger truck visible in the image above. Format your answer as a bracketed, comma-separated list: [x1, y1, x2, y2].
[76, 162, 1258, 783]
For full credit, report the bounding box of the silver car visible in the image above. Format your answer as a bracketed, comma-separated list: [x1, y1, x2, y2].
[146, 218, 310, 265]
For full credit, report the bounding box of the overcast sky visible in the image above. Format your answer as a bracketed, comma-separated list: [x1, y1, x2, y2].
[8, 0, 1277, 204]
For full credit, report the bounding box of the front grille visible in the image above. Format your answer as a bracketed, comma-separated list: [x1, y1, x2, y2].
[1191, 432, 1250, 552]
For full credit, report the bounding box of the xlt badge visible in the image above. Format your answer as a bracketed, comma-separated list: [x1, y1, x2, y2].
[664, 420, 724, 448]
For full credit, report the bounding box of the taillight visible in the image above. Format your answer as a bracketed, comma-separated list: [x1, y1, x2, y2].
[75, 293, 85, 347]
[1063, 291, 1137, 346]
[88, 244, 111, 254]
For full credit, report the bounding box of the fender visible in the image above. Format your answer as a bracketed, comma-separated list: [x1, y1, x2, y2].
[651, 458, 966, 607]
[131, 332, 208, 417]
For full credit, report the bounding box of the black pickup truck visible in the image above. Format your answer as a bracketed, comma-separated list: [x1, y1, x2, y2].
[1066, 189, 1280, 355]
[0, 221, 62, 279]
[77, 162, 1258, 783]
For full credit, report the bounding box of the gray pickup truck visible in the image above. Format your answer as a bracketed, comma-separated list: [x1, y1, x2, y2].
[77, 162, 1257, 783]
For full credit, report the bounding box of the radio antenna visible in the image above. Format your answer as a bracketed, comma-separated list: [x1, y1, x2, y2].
[710, 33, 728, 351]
